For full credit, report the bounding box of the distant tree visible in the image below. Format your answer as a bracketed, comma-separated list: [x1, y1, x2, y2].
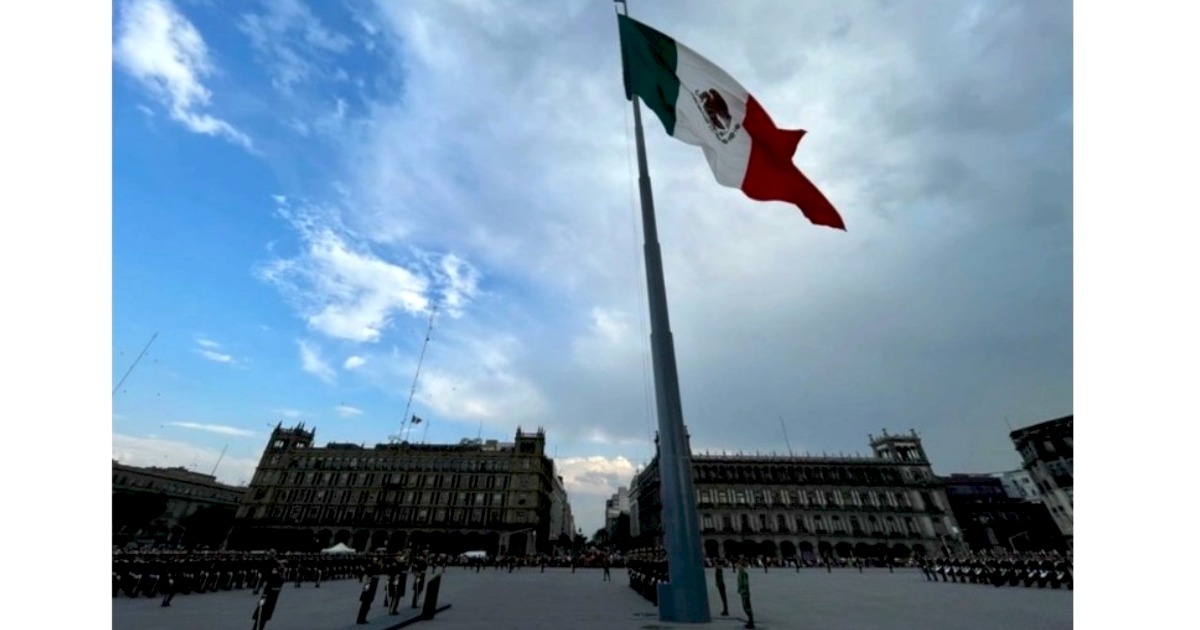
[572, 533, 587, 552]
[592, 527, 610, 547]
[556, 533, 572, 551]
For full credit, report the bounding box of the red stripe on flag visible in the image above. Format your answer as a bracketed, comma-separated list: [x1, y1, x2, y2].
[741, 95, 845, 230]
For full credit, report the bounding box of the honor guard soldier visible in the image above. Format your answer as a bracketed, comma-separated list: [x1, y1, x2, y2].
[411, 558, 427, 609]
[356, 564, 381, 625]
[252, 562, 284, 630]
[161, 568, 178, 607]
[388, 563, 406, 616]
[714, 560, 729, 616]
[736, 559, 755, 629]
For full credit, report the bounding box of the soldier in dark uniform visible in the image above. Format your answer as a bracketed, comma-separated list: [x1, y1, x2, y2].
[388, 562, 406, 616]
[736, 559, 755, 629]
[356, 563, 381, 625]
[251, 562, 284, 630]
[160, 566, 178, 607]
[714, 559, 729, 616]
[411, 557, 427, 609]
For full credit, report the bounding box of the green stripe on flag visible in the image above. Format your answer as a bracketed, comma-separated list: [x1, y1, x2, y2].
[618, 14, 680, 136]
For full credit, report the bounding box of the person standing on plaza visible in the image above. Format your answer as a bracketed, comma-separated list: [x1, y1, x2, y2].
[714, 559, 729, 616]
[736, 559, 755, 629]
[355, 563, 381, 625]
[603, 553, 612, 581]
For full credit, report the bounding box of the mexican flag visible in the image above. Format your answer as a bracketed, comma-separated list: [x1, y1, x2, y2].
[618, 14, 845, 230]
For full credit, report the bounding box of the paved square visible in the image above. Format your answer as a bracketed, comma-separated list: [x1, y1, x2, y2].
[112, 567, 1072, 630]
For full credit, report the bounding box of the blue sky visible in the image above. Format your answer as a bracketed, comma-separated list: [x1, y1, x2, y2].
[111, 0, 1073, 536]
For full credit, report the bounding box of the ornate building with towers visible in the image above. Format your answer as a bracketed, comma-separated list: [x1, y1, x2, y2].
[630, 430, 962, 562]
[227, 423, 567, 556]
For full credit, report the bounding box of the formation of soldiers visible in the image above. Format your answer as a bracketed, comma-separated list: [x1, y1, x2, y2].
[920, 551, 1072, 589]
[626, 548, 669, 606]
[112, 550, 382, 601]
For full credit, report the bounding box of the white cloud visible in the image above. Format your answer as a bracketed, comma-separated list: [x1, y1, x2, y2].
[335, 405, 364, 418]
[113, 0, 252, 149]
[168, 421, 258, 438]
[274, 408, 302, 418]
[113, 433, 260, 486]
[198, 349, 235, 363]
[257, 201, 482, 343]
[555, 455, 638, 535]
[298, 339, 336, 383]
[193, 337, 241, 365]
[240, 0, 353, 94]
[344, 355, 366, 370]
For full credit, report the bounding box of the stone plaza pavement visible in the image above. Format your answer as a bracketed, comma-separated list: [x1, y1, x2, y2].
[112, 566, 1073, 630]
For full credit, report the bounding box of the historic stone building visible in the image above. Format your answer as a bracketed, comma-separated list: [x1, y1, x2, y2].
[630, 430, 961, 561]
[940, 473, 1065, 552]
[1010, 415, 1073, 544]
[227, 423, 562, 556]
[112, 460, 247, 547]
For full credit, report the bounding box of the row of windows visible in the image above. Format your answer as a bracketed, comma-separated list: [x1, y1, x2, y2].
[697, 487, 932, 511]
[698, 512, 923, 537]
[266, 452, 537, 474]
[693, 464, 932, 486]
[253, 487, 529, 510]
[254, 470, 542, 492]
[244, 504, 537, 527]
[113, 474, 239, 501]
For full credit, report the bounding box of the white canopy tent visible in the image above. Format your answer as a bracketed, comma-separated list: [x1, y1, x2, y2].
[321, 542, 356, 554]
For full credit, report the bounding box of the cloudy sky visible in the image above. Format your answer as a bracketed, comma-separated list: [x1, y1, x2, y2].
[111, 0, 1071, 537]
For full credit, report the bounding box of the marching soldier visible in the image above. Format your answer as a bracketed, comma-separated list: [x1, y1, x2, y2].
[736, 559, 755, 630]
[714, 559, 729, 616]
[160, 567, 178, 607]
[251, 562, 284, 630]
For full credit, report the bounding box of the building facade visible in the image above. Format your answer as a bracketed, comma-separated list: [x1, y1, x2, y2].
[1010, 415, 1073, 543]
[631, 430, 961, 562]
[227, 424, 563, 556]
[549, 473, 576, 549]
[112, 460, 247, 547]
[991, 469, 1042, 502]
[941, 473, 1065, 552]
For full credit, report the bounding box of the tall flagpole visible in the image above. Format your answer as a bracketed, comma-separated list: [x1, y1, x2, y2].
[616, 1, 710, 623]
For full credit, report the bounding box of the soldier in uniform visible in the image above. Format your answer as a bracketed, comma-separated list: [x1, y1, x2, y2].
[160, 566, 178, 607]
[714, 559, 729, 616]
[251, 562, 284, 630]
[411, 556, 427, 609]
[389, 561, 406, 616]
[355, 563, 381, 625]
[736, 559, 755, 629]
